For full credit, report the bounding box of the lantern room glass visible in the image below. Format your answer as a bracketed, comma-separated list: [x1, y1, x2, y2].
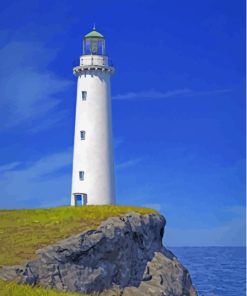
[83, 38, 105, 55]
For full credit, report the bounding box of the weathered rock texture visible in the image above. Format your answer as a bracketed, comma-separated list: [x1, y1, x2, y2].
[0, 212, 197, 296]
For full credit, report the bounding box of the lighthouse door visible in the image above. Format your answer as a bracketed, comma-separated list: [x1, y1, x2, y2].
[74, 194, 87, 206]
[75, 194, 82, 206]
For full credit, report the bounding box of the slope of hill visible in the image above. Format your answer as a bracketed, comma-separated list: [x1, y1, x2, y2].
[0, 205, 156, 266]
[0, 280, 88, 296]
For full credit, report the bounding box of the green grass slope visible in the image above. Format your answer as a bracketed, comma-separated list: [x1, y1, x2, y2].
[0, 280, 90, 296]
[0, 205, 157, 266]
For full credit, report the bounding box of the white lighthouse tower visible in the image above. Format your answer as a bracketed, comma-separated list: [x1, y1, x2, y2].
[71, 26, 115, 206]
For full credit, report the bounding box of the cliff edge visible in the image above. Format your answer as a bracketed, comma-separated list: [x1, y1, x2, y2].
[0, 212, 197, 296]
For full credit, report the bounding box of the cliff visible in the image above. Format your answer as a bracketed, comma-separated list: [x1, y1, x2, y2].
[0, 212, 197, 296]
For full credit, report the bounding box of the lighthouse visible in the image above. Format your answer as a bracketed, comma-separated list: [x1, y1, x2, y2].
[71, 27, 115, 206]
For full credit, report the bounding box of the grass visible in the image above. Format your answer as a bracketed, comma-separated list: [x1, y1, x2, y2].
[0, 205, 157, 266]
[0, 280, 91, 296]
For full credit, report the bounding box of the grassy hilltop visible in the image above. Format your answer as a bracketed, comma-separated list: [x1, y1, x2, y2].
[0, 205, 156, 266]
[0, 205, 156, 296]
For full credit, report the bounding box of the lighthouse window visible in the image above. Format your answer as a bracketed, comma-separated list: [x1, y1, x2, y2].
[80, 131, 85, 140]
[79, 171, 84, 180]
[81, 91, 87, 100]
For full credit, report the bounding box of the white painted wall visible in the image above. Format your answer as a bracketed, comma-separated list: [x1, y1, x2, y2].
[71, 55, 115, 206]
[80, 55, 108, 66]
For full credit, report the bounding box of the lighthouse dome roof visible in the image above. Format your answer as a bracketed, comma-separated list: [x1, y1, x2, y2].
[84, 27, 104, 39]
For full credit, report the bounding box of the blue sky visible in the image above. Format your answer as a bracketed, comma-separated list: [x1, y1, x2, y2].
[0, 0, 245, 246]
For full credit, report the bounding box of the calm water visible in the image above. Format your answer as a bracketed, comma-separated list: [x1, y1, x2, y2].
[169, 247, 246, 296]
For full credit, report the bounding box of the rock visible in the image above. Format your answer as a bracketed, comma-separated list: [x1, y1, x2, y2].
[0, 212, 197, 296]
[121, 251, 197, 296]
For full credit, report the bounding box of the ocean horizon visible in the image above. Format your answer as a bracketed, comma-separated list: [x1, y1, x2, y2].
[169, 246, 246, 296]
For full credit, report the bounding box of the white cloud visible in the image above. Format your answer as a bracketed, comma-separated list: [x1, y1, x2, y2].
[165, 206, 246, 247]
[142, 203, 163, 212]
[0, 41, 72, 131]
[28, 110, 70, 133]
[116, 157, 143, 170]
[0, 149, 73, 208]
[223, 205, 246, 215]
[114, 137, 125, 149]
[0, 162, 21, 173]
[113, 88, 230, 100]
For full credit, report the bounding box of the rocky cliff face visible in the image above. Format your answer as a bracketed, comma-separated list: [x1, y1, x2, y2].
[0, 212, 197, 296]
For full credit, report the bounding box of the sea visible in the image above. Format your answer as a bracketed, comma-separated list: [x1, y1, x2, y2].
[169, 247, 246, 296]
